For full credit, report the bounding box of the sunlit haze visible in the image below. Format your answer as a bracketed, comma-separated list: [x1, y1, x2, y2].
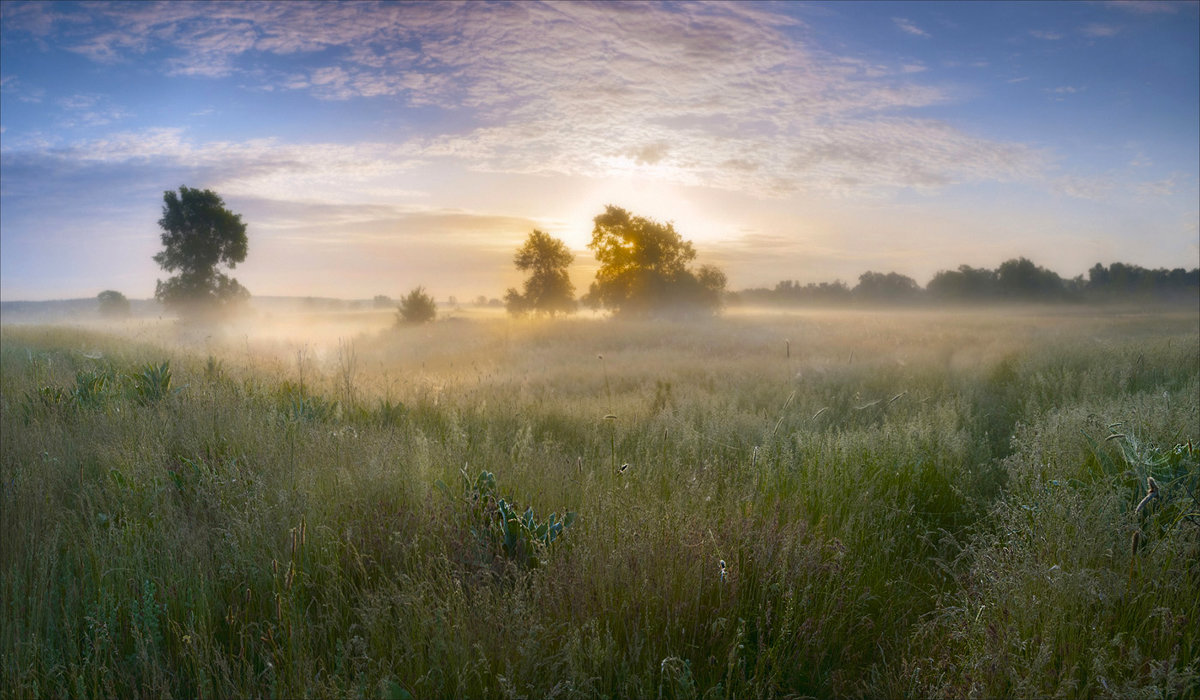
[2, 0, 1197, 302]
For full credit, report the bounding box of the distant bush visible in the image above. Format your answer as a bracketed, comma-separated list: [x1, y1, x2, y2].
[97, 290, 131, 318]
[396, 286, 436, 325]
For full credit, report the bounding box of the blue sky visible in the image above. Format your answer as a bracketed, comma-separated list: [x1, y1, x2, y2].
[1, 0, 1197, 301]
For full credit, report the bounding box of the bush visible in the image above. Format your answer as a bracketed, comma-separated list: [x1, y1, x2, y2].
[396, 287, 437, 325]
[97, 290, 131, 318]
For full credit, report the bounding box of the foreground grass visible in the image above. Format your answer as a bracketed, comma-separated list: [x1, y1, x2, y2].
[1, 308, 1197, 698]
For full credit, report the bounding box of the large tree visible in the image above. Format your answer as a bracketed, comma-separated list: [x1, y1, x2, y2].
[504, 230, 577, 317]
[153, 186, 249, 314]
[582, 205, 726, 316]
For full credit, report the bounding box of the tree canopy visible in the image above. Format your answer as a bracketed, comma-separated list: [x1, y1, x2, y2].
[927, 265, 998, 301]
[505, 230, 577, 317]
[996, 257, 1065, 299]
[853, 271, 921, 302]
[582, 205, 726, 316]
[153, 186, 249, 315]
[736, 258, 1197, 307]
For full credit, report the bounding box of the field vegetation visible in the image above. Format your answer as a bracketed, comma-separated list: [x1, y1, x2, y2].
[1, 307, 1197, 698]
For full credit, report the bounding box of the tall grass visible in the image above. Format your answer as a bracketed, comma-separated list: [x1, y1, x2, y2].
[1, 308, 1197, 698]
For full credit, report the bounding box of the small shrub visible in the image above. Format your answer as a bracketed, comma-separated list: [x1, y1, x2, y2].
[130, 361, 174, 405]
[73, 367, 117, 409]
[396, 287, 437, 325]
[437, 469, 577, 572]
[21, 384, 72, 423]
[97, 290, 131, 318]
[277, 381, 340, 422]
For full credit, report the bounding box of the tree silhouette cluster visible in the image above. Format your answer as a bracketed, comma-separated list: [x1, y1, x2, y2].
[737, 257, 1199, 306]
[501, 205, 726, 318]
[148, 186, 1191, 321]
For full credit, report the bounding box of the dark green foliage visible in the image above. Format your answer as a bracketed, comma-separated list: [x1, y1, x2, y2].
[73, 366, 118, 409]
[131, 362, 173, 405]
[439, 469, 576, 573]
[395, 286, 436, 325]
[153, 186, 249, 315]
[1088, 262, 1200, 302]
[996, 256, 1065, 299]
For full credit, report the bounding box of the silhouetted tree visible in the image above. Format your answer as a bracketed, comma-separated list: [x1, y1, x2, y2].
[396, 286, 436, 325]
[1086, 262, 1199, 302]
[582, 205, 726, 316]
[927, 265, 998, 301]
[153, 186, 249, 316]
[373, 294, 394, 309]
[853, 271, 921, 303]
[97, 290, 131, 318]
[996, 257, 1064, 299]
[769, 280, 853, 305]
[505, 230, 577, 317]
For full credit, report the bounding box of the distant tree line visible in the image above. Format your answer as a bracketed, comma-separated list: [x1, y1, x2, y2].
[144, 185, 1192, 321]
[734, 258, 1199, 307]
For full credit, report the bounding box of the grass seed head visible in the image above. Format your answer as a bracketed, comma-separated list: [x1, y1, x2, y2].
[1135, 476, 1160, 517]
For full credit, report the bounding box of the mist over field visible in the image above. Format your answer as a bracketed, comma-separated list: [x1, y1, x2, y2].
[3, 302, 1198, 698]
[3, 0, 1199, 697]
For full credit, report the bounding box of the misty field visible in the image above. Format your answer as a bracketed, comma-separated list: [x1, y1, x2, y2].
[1, 307, 1197, 699]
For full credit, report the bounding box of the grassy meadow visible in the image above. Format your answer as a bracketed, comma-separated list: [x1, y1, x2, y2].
[1, 306, 1197, 698]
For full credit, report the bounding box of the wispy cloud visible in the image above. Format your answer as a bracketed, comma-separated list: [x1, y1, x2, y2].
[56, 93, 131, 127]
[1053, 175, 1115, 200]
[1029, 29, 1064, 40]
[1052, 172, 1182, 201]
[0, 74, 45, 103]
[1107, 0, 1181, 15]
[1082, 23, 1121, 37]
[892, 17, 931, 38]
[1046, 86, 1086, 101]
[1, 127, 427, 206]
[3, 1, 1049, 198]
[1135, 175, 1177, 198]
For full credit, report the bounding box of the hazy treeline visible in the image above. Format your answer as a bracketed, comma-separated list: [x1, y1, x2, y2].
[733, 258, 1200, 306]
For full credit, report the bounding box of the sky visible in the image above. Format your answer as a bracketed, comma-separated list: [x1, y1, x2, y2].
[1, 0, 1198, 302]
